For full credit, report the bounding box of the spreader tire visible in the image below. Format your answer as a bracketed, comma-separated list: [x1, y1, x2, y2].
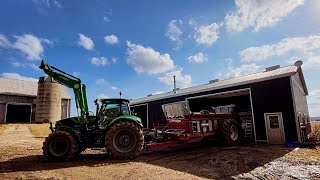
[42, 131, 78, 161]
[219, 119, 243, 146]
[105, 121, 143, 159]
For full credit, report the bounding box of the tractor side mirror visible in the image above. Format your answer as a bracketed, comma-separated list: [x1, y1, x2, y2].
[94, 99, 99, 116]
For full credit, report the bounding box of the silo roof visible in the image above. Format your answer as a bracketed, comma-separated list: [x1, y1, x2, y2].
[0, 77, 72, 99]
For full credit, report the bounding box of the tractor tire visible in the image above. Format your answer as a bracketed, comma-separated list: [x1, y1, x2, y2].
[105, 121, 143, 159]
[218, 119, 243, 146]
[76, 143, 87, 155]
[42, 131, 78, 161]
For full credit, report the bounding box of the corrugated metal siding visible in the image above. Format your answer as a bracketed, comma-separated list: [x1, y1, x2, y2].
[138, 77, 299, 141]
[131, 65, 298, 105]
[0, 77, 71, 99]
[0, 104, 6, 123]
[291, 72, 310, 142]
[250, 77, 297, 141]
[292, 73, 309, 115]
[0, 94, 35, 123]
[0, 94, 70, 123]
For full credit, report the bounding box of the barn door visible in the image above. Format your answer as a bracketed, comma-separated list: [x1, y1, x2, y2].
[264, 113, 285, 144]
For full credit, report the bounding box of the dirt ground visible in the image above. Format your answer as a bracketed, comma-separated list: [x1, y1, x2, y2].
[0, 124, 319, 179]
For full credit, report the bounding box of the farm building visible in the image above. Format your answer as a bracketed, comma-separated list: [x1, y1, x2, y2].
[0, 76, 71, 123]
[130, 61, 311, 144]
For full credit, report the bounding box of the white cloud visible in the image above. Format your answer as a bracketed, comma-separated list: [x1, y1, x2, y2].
[91, 57, 108, 66]
[194, 23, 222, 46]
[96, 78, 107, 85]
[103, 9, 112, 22]
[187, 52, 208, 63]
[158, 67, 192, 88]
[166, 19, 183, 47]
[32, 0, 62, 14]
[12, 34, 44, 61]
[97, 93, 109, 99]
[225, 0, 305, 33]
[303, 56, 320, 70]
[0, 34, 51, 61]
[126, 41, 175, 74]
[240, 35, 320, 62]
[11, 62, 23, 67]
[224, 59, 260, 79]
[33, 0, 63, 8]
[72, 72, 80, 77]
[78, 33, 94, 50]
[28, 63, 40, 71]
[111, 86, 117, 90]
[0, 73, 38, 82]
[103, 16, 110, 22]
[0, 34, 11, 47]
[41, 38, 54, 45]
[189, 18, 196, 26]
[111, 57, 117, 64]
[11, 62, 40, 71]
[308, 89, 320, 117]
[52, 0, 62, 8]
[104, 34, 119, 45]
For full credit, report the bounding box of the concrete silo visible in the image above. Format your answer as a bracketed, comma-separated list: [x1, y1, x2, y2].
[35, 76, 61, 123]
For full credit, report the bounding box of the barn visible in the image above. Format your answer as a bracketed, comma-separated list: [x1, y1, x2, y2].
[130, 61, 311, 144]
[0, 76, 71, 123]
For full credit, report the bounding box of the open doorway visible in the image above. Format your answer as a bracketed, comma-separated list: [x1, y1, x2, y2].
[187, 89, 256, 142]
[131, 104, 148, 128]
[6, 104, 32, 123]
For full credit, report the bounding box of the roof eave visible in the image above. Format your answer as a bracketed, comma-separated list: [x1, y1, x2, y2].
[297, 67, 308, 95]
[130, 71, 296, 105]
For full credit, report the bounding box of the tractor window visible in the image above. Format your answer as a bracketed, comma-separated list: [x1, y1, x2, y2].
[100, 101, 130, 117]
[121, 103, 130, 115]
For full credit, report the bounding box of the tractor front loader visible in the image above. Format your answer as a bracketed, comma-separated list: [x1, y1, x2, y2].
[39, 60, 144, 161]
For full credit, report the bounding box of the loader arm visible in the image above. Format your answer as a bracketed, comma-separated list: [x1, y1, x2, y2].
[39, 60, 89, 118]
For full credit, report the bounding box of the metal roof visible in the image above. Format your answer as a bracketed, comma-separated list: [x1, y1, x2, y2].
[0, 77, 72, 99]
[131, 65, 301, 105]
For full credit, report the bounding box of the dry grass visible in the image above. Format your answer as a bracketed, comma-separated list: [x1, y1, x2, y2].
[0, 124, 6, 136]
[289, 146, 320, 162]
[309, 121, 320, 141]
[26, 123, 52, 138]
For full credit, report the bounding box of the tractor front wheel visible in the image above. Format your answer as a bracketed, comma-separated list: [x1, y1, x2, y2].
[105, 121, 143, 159]
[42, 131, 78, 161]
[218, 119, 243, 146]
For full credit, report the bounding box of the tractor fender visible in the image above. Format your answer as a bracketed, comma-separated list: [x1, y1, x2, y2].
[55, 125, 83, 143]
[108, 115, 143, 129]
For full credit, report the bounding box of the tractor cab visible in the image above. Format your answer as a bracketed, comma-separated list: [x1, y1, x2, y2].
[98, 98, 131, 117]
[96, 98, 132, 129]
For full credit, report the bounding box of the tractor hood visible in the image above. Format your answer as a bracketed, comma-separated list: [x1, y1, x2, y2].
[110, 115, 143, 128]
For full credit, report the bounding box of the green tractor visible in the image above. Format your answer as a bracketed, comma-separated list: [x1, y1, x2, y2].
[39, 60, 144, 161]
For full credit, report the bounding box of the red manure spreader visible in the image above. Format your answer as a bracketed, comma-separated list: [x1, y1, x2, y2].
[144, 101, 244, 150]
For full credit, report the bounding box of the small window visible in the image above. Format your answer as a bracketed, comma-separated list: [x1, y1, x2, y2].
[269, 116, 279, 129]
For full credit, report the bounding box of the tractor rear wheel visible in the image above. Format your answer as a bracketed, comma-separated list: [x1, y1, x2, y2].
[218, 119, 243, 146]
[105, 121, 143, 159]
[42, 131, 78, 161]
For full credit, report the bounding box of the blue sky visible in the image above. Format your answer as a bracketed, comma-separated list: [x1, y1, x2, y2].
[0, 0, 319, 117]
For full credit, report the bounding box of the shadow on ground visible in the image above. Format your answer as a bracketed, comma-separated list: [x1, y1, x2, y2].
[0, 143, 295, 179]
